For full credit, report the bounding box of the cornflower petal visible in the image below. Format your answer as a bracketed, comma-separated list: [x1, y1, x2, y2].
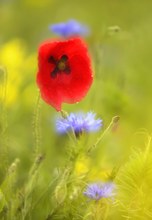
[49, 19, 90, 38]
[55, 112, 102, 135]
[84, 182, 115, 201]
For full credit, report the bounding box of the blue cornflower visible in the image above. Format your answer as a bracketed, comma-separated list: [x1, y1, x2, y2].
[56, 112, 102, 135]
[49, 19, 89, 38]
[83, 182, 115, 200]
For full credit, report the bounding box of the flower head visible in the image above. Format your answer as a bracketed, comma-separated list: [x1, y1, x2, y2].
[56, 112, 102, 135]
[37, 38, 93, 111]
[84, 182, 115, 200]
[49, 19, 89, 38]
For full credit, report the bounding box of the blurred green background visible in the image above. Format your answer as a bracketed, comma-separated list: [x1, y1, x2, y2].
[1, 0, 152, 178]
[0, 0, 152, 219]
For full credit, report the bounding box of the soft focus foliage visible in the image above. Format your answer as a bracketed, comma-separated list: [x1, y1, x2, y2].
[1, 0, 152, 219]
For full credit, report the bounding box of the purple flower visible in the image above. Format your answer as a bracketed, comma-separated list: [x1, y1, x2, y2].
[56, 112, 102, 135]
[49, 19, 90, 38]
[84, 182, 115, 200]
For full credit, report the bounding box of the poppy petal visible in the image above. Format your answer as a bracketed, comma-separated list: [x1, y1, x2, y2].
[36, 38, 93, 111]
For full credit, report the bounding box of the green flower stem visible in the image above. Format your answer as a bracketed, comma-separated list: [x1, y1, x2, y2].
[0, 66, 7, 135]
[47, 165, 77, 219]
[60, 110, 77, 143]
[33, 91, 41, 156]
[93, 201, 102, 220]
[83, 200, 109, 220]
[93, 200, 109, 220]
[47, 111, 83, 219]
[102, 201, 110, 220]
[21, 154, 44, 220]
[87, 116, 120, 154]
[0, 66, 9, 171]
[144, 134, 152, 160]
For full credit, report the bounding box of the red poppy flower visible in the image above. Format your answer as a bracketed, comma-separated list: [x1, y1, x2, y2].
[36, 38, 93, 111]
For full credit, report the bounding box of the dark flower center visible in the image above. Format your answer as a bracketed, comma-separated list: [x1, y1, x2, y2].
[57, 61, 66, 71]
[48, 54, 71, 78]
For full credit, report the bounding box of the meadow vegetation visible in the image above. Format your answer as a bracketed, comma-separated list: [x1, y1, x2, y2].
[0, 1, 152, 219]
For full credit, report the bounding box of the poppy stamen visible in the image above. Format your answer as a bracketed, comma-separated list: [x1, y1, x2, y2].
[50, 54, 71, 78]
[61, 54, 68, 61]
[48, 55, 56, 64]
[57, 61, 66, 71]
[51, 67, 58, 78]
[57, 55, 69, 71]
